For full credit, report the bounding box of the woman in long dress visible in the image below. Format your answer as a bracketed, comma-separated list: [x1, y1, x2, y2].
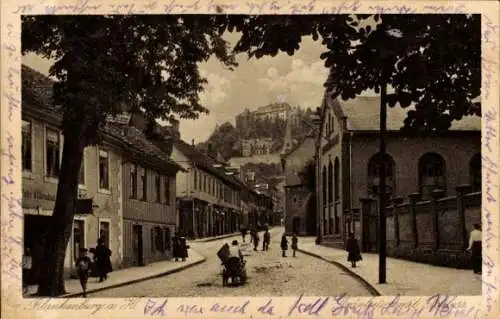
[467, 223, 482, 274]
[346, 233, 362, 268]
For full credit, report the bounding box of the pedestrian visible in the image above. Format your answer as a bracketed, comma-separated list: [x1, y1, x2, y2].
[291, 233, 298, 257]
[22, 247, 33, 295]
[75, 248, 92, 297]
[93, 238, 110, 282]
[172, 234, 180, 261]
[179, 236, 189, 261]
[253, 230, 260, 251]
[241, 226, 247, 243]
[346, 233, 362, 268]
[467, 223, 482, 274]
[280, 234, 288, 257]
[263, 229, 271, 251]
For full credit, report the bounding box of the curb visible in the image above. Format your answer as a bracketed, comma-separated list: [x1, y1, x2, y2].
[193, 232, 241, 243]
[298, 248, 382, 297]
[61, 257, 207, 298]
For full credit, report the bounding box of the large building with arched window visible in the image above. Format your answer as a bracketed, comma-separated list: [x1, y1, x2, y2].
[315, 89, 481, 248]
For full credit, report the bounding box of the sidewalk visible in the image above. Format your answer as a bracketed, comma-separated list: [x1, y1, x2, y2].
[26, 249, 205, 298]
[298, 237, 482, 296]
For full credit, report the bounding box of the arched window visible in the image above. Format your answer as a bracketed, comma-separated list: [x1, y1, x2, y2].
[418, 152, 446, 198]
[328, 160, 333, 204]
[469, 153, 481, 192]
[322, 166, 327, 206]
[334, 157, 340, 201]
[367, 153, 396, 198]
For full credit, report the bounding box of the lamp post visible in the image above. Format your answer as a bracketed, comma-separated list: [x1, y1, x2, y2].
[377, 28, 404, 285]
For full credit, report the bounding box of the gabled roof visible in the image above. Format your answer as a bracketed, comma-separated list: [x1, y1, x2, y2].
[173, 139, 243, 188]
[337, 95, 481, 131]
[22, 64, 184, 173]
[318, 69, 481, 134]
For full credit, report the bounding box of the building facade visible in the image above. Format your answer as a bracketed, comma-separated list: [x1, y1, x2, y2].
[316, 88, 481, 248]
[115, 123, 182, 268]
[281, 136, 317, 236]
[171, 139, 243, 239]
[22, 65, 123, 281]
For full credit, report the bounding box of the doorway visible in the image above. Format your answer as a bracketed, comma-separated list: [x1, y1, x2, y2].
[132, 224, 144, 266]
[292, 217, 301, 235]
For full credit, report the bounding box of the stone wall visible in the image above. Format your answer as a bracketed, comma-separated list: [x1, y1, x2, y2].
[359, 185, 481, 269]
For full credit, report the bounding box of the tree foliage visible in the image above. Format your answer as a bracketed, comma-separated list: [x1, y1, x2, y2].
[228, 14, 481, 131]
[21, 15, 236, 296]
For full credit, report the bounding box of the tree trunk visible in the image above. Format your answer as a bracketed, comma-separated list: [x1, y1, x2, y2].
[36, 129, 85, 297]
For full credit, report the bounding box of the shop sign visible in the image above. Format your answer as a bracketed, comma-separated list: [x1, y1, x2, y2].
[23, 190, 56, 202]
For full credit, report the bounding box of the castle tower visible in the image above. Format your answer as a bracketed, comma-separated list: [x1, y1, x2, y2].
[281, 108, 294, 154]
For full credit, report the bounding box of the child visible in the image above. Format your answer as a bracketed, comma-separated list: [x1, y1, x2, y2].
[291, 234, 298, 257]
[280, 235, 288, 257]
[76, 248, 92, 297]
[346, 233, 362, 268]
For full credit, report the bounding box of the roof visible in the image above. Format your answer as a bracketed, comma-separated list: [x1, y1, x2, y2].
[320, 68, 481, 133]
[22, 64, 184, 173]
[173, 139, 243, 188]
[336, 95, 481, 131]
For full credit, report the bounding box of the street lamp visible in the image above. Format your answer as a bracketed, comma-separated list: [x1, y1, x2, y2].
[377, 28, 404, 285]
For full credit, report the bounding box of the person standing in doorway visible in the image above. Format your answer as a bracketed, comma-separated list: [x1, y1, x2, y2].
[467, 223, 482, 274]
[280, 234, 288, 257]
[75, 248, 92, 297]
[22, 247, 33, 295]
[346, 233, 362, 268]
[291, 234, 298, 257]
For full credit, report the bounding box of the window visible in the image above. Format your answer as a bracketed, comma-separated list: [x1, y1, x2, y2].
[193, 170, 198, 190]
[328, 160, 333, 204]
[322, 166, 327, 206]
[334, 157, 340, 200]
[130, 164, 138, 198]
[98, 149, 110, 190]
[469, 153, 481, 192]
[155, 172, 161, 203]
[45, 127, 60, 178]
[367, 152, 396, 198]
[164, 175, 170, 205]
[203, 175, 207, 193]
[141, 167, 147, 201]
[198, 170, 202, 190]
[99, 221, 110, 248]
[418, 152, 446, 198]
[154, 227, 163, 251]
[22, 120, 32, 171]
[78, 156, 85, 185]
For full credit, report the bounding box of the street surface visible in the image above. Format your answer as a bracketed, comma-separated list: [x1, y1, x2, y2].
[89, 228, 372, 297]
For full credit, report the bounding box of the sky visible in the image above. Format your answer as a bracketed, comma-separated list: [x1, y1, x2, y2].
[22, 32, 332, 144]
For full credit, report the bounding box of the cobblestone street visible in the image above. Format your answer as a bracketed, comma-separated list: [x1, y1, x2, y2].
[89, 229, 373, 297]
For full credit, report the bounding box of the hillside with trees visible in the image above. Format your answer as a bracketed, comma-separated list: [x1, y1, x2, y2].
[198, 105, 317, 161]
